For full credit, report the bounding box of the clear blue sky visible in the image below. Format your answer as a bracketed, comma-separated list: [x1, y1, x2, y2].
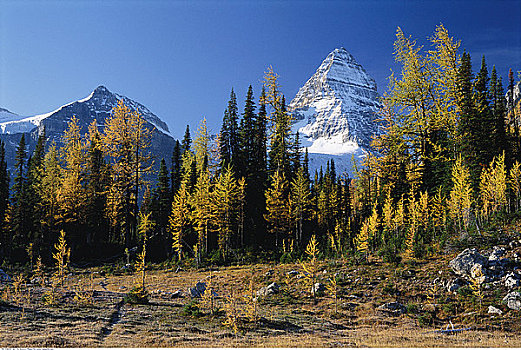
[1, 0, 520, 139]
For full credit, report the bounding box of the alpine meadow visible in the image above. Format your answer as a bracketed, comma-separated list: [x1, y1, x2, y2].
[1, 2, 521, 347]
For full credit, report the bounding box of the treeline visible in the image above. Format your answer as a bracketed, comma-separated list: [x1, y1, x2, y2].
[0, 24, 520, 267]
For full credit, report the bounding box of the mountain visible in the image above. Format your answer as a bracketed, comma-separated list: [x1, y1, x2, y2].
[0, 86, 176, 173]
[289, 47, 381, 176]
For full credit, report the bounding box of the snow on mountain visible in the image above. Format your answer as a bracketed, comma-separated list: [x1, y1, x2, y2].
[0, 86, 175, 171]
[0, 86, 171, 137]
[0, 108, 23, 124]
[289, 47, 381, 176]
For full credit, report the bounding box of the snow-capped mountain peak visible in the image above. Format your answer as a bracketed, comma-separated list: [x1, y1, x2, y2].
[0, 85, 171, 136]
[290, 47, 381, 175]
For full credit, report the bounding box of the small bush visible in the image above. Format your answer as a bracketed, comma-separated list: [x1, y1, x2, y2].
[124, 286, 149, 305]
[406, 303, 419, 314]
[181, 299, 202, 317]
[417, 312, 434, 327]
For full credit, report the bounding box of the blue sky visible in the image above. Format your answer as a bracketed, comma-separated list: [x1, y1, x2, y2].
[1, 0, 520, 139]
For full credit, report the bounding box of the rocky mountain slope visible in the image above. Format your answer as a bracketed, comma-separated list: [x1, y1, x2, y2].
[289, 47, 381, 176]
[0, 86, 175, 172]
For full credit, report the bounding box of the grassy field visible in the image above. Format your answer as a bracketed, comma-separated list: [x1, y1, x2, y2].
[2, 245, 521, 348]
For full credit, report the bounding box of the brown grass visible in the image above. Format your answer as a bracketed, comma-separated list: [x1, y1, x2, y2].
[1, 258, 520, 347]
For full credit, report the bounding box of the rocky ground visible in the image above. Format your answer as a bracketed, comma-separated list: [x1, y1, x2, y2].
[2, 228, 521, 347]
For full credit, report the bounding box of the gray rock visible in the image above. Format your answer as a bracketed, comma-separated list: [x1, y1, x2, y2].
[376, 302, 406, 316]
[257, 282, 280, 297]
[311, 282, 326, 296]
[287, 270, 299, 276]
[265, 270, 274, 277]
[171, 290, 184, 298]
[504, 272, 521, 289]
[503, 291, 521, 310]
[449, 248, 488, 277]
[488, 305, 503, 315]
[0, 269, 11, 283]
[446, 278, 467, 293]
[188, 282, 207, 298]
[489, 246, 506, 262]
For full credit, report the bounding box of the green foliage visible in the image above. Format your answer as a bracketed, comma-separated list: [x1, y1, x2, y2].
[181, 299, 202, 317]
[125, 285, 149, 305]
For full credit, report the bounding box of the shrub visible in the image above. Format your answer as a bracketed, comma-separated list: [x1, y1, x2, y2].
[182, 299, 202, 317]
[124, 286, 149, 305]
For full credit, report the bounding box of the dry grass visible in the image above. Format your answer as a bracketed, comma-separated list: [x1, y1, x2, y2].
[1, 258, 521, 347]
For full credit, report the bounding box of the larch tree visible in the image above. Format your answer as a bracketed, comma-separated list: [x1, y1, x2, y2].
[289, 167, 311, 248]
[264, 170, 291, 248]
[169, 181, 191, 261]
[449, 155, 473, 231]
[102, 101, 153, 248]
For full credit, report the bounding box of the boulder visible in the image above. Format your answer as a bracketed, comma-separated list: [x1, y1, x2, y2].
[257, 282, 280, 297]
[503, 291, 521, 311]
[449, 248, 488, 277]
[311, 282, 326, 296]
[504, 272, 521, 290]
[376, 302, 406, 316]
[188, 282, 206, 298]
[287, 270, 299, 277]
[488, 305, 503, 315]
[0, 269, 12, 283]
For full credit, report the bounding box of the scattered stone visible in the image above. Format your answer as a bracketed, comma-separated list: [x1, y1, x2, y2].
[504, 272, 521, 289]
[503, 291, 521, 310]
[376, 302, 406, 316]
[188, 282, 207, 298]
[489, 246, 506, 262]
[449, 248, 487, 277]
[0, 269, 12, 283]
[488, 305, 503, 315]
[257, 282, 280, 297]
[346, 294, 360, 299]
[311, 282, 326, 296]
[287, 270, 299, 276]
[119, 286, 127, 290]
[446, 278, 467, 293]
[171, 290, 184, 298]
[265, 270, 274, 277]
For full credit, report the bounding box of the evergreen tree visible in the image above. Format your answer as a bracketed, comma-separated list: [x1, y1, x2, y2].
[238, 85, 257, 180]
[85, 122, 110, 250]
[489, 66, 509, 162]
[151, 158, 171, 258]
[473, 56, 494, 168]
[212, 166, 239, 257]
[11, 134, 30, 258]
[181, 125, 192, 153]
[171, 140, 182, 196]
[0, 141, 9, 258]
[219, 89, 240, 171]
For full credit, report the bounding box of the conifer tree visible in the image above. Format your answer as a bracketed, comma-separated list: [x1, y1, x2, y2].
[171, 140, 182, 195]
[212, 165, 239, 256]
[264, 170, 291, 248]
[238, 85, 257, 179]
[289, 167, 311, 248]
[194, 118, 210, 175]
[0, 141, 9, 257]
[84, 122, 110, 248]
[11, 134, 30, 255]
[169, 181, 190, 260]
[449, 155, 473, 231]
[152, 158, 171, 252]
[102, 101, 153, 248]
[219, 89, 240, 171]
[191, 170, 213, 257]
[181, 125, 191, 153]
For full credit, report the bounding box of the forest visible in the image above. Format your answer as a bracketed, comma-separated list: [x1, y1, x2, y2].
[0, 24, 520, 273]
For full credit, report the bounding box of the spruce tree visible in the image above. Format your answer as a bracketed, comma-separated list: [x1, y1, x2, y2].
[152, 158, 171, 251]
[171, 140, 182, 196]
[181, 125, 192, 153]
[490, 66, 509, 162]
[238, 85, 257, 180]
[0, 141, 9, 258]
[11, 134, 29, 258]
[219, 89, 240, 171]
[473, 55, 494, 167]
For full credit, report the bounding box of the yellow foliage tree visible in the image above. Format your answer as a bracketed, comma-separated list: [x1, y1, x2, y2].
[509, 161, 521, 212]
[449, 155, 473, 231]
[479, 153, 507, 221]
